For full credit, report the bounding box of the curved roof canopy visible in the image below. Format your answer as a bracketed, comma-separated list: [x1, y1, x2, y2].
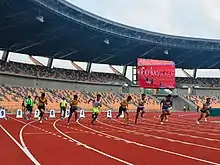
[0, 0, 220, 69]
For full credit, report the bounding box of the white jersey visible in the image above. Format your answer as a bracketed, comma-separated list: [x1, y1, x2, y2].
[93, 98, 101, 107]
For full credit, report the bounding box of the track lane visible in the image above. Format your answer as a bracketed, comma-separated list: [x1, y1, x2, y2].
[25, 121, 127, 165]
[113, 119, 220, 149]
[0, 124, 33, 165]
[9, 117, 131, 165]
[0, 116, 29, 143]
[148, 112, 220, 131]
[143, 117, 220, 132]
[55, 119, 211, 165]
[2, 112, 220, 165]
[135, 115, 220, 139]
[96, 118, 220, 164]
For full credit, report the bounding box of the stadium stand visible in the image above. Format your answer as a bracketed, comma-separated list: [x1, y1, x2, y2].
[1, 60, 220, 88]
[1, 0, 220, 163]
[1, 0, 220, 115]
[0, 86, 160, 112]
[0, 61, 127, 84]
[199, 78, 220, 87]
[176, 77, 220, 87]
[175, 77, 198, 86]
[185, 95, 220, 108]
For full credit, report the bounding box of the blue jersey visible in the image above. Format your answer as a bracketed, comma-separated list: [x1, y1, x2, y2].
[161, 98, 172, 110]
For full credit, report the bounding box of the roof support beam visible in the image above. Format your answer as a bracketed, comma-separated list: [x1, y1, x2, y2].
[2, 50, 9, 62]
[86, 62, 92, 72]
[193, 69, 197, 79]
[29, 55, 43, 66]
[109, 65, 121, 75]
[122, 65, 127, 77]
[47, 58, 53, 68]
[71, 61, 84, 71]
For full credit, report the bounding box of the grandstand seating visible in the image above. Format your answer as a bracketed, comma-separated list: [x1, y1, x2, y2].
[0, 86, 160, 112]
[176, 77, 198, 86]
[176, 77, 220, 87]
[0, 61, 126, 84]
[199, 78, 220, 87]
[1, 61, 220, 87]
[185, 95, 220, 108]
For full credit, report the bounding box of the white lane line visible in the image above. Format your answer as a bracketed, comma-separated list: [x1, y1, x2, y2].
[53, 120, 133, 165]
[178, 115, 220, 126]
[111, 119, 220, 151]
[150, 116, 216, 130]
[19, 120, 40, 165]
[149, 116, 220, 133]
[24, 133, 50, 135]
[0, 124, 40, 165]
[138, 118, 220, 140]
[8, 117, 41, 165]
[79, 120, 220, 165]
[140, 119, 220, 141]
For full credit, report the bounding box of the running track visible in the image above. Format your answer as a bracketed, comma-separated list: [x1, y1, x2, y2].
[1, 112, 220, 165]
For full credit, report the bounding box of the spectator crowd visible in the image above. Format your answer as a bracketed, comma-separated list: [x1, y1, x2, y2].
[0, 61, 126, 84]
[176, 77, 220, 87]
[1, 61, 220, 87]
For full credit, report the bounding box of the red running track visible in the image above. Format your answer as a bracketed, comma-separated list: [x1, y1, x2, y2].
[0, 112, 220, 165]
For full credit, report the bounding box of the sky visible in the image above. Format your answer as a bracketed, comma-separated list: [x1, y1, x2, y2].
[2, 0, 220, 79]
[68, 0, 220, 39]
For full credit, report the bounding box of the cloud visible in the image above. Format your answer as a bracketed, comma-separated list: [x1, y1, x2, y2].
[68, 0, 220, 39]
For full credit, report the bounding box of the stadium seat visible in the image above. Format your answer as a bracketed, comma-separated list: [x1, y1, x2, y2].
[0, 86, 160, 113]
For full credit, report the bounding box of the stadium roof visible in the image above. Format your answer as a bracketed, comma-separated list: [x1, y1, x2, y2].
[1, 0, 220, 69]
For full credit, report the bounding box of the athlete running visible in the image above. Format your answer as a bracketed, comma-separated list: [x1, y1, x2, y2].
[68, 95, 80, 125]
[160, 94, 172, 124]
[116, 95, 132, 124]
[35, 93, 48, 123]
[25, 96, 34, 120]
[197, 97, 211, 124]
[88, 94, 102, 125]
[135, 94, 146, 124]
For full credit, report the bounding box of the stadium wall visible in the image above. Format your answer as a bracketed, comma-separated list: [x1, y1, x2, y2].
[0, 72, 141, 93]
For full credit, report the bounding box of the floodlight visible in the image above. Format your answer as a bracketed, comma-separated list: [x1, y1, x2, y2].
[164, 50, 169, 55]
[123, 83, 128, 87]
[36, 16, 44, 23]
[104, 39, 110, 44]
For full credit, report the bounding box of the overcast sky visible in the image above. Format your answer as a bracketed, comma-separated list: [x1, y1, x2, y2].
[68, 0, 220, 39]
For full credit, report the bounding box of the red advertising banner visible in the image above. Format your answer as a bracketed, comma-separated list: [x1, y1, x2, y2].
[137, 59, 175, 89]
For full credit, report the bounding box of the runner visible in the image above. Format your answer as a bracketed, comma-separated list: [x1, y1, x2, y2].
[135, 94, 146, 124]
[116, 95, 132, 124]
[196, 97, 212, 124]
[21, 99, 26, 119]
[35, 93, 48, 123]
[68, 95, 79, 125]
[60, 97, 67, 120]
[160, 94, 172, 124]
[25, 96, 34, 120]
[88, 94, 102, 125]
